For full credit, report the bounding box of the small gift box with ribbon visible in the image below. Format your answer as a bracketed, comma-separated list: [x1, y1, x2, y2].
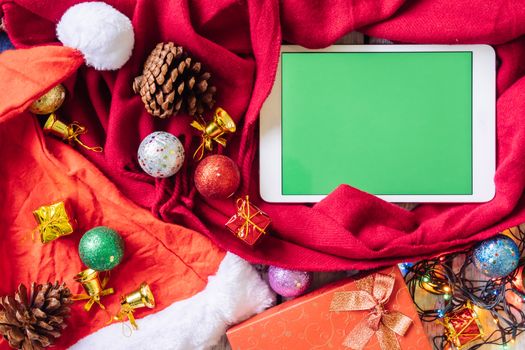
[225, 196, 271, 246]
[227, 266, 431, 350]
[32, 201, 76, 244]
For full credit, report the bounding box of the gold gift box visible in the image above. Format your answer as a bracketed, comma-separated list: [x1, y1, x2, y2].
[33, 201, 75, 244]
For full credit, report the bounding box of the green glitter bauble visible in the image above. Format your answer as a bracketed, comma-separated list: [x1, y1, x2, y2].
[78, 226, 124, 271]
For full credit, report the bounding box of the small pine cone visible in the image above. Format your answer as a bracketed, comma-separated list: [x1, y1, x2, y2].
[133, 42, 216, 119]
[0, 283, 72, 350]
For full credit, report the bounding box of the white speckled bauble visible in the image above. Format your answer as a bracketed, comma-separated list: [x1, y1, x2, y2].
[138, 131, 185, 178]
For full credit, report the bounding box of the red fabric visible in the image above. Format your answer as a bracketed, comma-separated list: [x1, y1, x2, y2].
[0, 46, 225, 349]
[3, 0, 525, 271]
[0, 46, 83, 121]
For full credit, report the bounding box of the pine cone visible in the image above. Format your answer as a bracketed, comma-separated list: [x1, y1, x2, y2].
[133, 42, 216, 118]
[0, 283, 72, 350]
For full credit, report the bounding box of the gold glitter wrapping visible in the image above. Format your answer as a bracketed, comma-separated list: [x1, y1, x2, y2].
[32, 201, 75, 244]
[329, 273, 413, 350]
[72, 269, 114, 312]
[190, 107, 236, 160]
[29, 84, 66, 115]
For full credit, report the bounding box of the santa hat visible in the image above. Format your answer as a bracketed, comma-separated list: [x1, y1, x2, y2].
[0, 2, 275, 349]
[0, 1, 134, 121]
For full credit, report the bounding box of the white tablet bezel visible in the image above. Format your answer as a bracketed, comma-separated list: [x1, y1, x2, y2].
[260, 45, 495, 203]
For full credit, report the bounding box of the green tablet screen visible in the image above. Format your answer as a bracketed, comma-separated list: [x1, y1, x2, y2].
[281, 52, 473, 195]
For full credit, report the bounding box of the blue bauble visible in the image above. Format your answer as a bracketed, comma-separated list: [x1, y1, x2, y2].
[472, 235, 519, 278]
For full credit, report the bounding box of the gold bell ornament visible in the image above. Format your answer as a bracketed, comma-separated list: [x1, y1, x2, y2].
[29, 84, 66, 115]
[72, 268, 115, 311]
[44, 113, 103, 152]
[190, 107, 236, 160]
[114, 282, 155, 330]
[28, 84, 103, 153]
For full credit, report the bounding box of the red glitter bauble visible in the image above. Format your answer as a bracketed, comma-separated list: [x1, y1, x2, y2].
[194, 155, 240, 199]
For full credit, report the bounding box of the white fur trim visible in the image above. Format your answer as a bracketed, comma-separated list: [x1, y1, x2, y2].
[56, 2, 134, 70]
[70, 253, 276, 350]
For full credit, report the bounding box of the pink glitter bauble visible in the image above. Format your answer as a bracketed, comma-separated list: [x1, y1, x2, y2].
[194, 155, 240, 199]
[268, 266, 313, 298]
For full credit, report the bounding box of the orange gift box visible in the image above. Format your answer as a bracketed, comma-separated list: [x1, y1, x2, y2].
[227, 266, 432, 350]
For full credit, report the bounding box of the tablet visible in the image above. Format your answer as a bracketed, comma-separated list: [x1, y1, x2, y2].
[260, 45, 495, 203]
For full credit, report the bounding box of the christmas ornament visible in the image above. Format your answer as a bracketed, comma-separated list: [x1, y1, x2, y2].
[439, 301, 483, 350]
[32, 201, 76, 243]
[29, 84, 66, 115]
[114, 282, 155, 330]
[472, 235, 519, 278]
[191, 107, 236, 160]
[0, 282, 72, 350]
[56, 2, 134, 70]
[78, 226, 124, 271]
[268, 266, 312, 298]
[194, 155, 240, 199]
[137, 131, 185, 178]
[133, 42, 216, 118]
[225, 196, 271, 246]
[72, 268, 114, 311]
[43, 113, 103, 152]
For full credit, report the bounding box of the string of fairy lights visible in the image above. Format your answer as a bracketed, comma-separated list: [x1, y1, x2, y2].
[403, 225, 525, 350]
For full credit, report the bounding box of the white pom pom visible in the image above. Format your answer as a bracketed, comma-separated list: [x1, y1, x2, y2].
[56, 2, 134, 70]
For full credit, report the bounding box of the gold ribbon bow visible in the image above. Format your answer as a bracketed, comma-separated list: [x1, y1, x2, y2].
[113, 282, 155, 332]
[235, 196, 266, 239]
[44, 113, 103, 152]
[190, 117, 215, 160]
[329, 273, 412, 350]
[190, 107, 236, 160]
[72, 270, 114, 311]
[32, 202, 74, 243]
[114, 304, 138, 330]
[66, 122, 103, 152]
